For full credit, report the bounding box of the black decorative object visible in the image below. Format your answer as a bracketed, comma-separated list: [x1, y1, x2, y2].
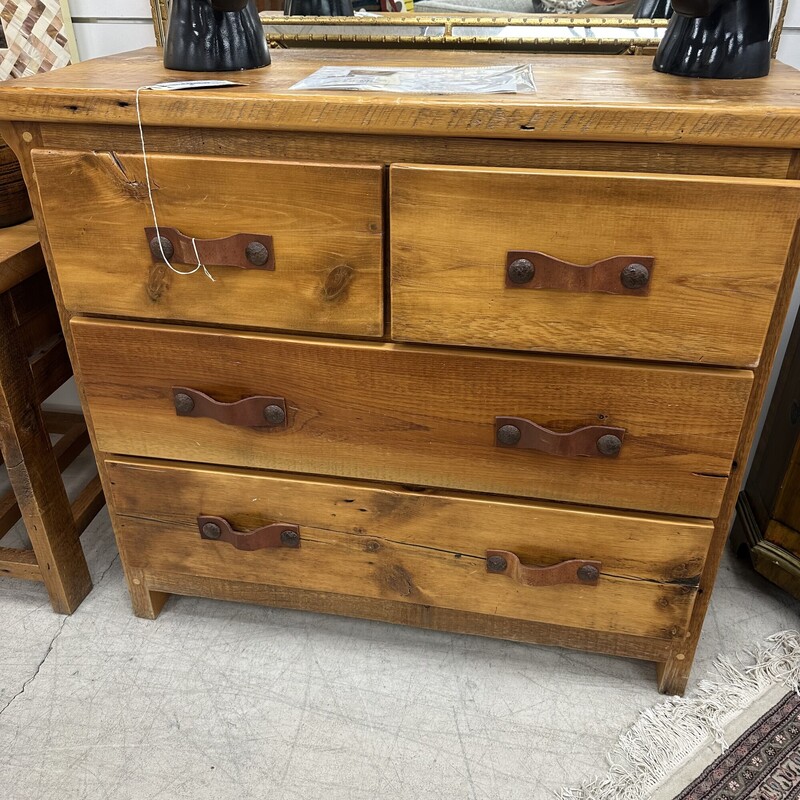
[284, 0, 354, 14]
[635, 0, 673, 17]
[653, 0, 771, 79]
[164, 0, 271, 72]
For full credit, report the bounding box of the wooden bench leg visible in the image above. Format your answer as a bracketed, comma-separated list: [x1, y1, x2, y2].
[0, 294, 91, 613]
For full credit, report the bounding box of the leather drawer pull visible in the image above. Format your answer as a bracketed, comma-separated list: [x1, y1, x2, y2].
[486, 550, 601, 586]
[506, 251, 654, 295]
[145, 227, 275, 271]
[495, 416, 626, 458]
[198, 515, 300, 551]
[172, 387, 288, 428]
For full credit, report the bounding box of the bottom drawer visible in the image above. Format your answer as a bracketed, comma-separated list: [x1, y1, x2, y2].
[106, 458, 713, 642]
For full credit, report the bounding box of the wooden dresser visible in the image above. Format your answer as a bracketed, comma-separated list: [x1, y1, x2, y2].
[2, 48, 799, 694]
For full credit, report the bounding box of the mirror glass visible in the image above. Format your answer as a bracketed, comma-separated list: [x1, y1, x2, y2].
[152, 0, 671, 51]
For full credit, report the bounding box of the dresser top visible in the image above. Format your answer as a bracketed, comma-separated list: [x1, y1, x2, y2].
[0, 47, 799, 148]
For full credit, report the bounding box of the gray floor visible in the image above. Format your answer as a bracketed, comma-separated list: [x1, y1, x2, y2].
[1, 477, 798, 800]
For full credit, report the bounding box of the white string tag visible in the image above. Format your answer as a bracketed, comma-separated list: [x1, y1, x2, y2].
[134, 81, 244, 281]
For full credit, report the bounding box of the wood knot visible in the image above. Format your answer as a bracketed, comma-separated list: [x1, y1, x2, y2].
[124, 181, 150, 201]
[364, 539, 381, 553]
[147, 262, 170, 302]
[377, 564, 417, 598]
[321, 265, 354, 303]
[668, 558, 702, 586]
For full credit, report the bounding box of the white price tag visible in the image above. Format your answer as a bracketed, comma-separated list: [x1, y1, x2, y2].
[144, 80, 245, 91]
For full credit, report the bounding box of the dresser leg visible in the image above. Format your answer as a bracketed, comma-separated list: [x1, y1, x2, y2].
[656, 655, 691, 695]
[127, 568, 169, 619]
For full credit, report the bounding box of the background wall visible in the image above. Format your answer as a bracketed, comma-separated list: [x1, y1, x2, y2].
[68, 0, 156, 59]
[50, 2, 800, 472]
[779, 0, 800, 68]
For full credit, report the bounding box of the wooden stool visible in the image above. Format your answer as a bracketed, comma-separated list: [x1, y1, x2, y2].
[0, 220, 104, 613]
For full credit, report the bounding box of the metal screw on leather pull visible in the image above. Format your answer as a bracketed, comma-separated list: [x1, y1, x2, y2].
[263, 404, 286, 425]
[202, 522, 222, 540]
[507, 258, 535, 284]
[487, 555, 508, 573]
[497, 425, 522, 445]
[150, 236, 174, 262]
[174, 392, 195, 414]
[596, 434, 623, 457]
[620, 263, 650, 290]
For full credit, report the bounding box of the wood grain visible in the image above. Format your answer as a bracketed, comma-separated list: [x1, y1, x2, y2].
[71, 474, 105, 536]
[1, 266, 72, 408]
[4, 47, 799, 688]
[766, 520, 800, 559]
[72, 318, 753, 518]
[391, 164, 800, 368]
[10, 270, 60, 353]
[726, 273, 800, 605]
[0, 292, 91, 613]
[0, 419, 101, 540]
[773, 436, 800, 537]
[33, 149, 384, 337]
[0, 220, 44, 295]
[2, 49, 800, 147]
[0, 416, 91, 539]
[140, 568, 678, 661]
[0, 122, 131, 618]
[657, 216, 800, 694]
[107, 458, 710, 640]
[37, 125, 795, 180]
[751, 539, 800, 600]
[0, 140, 32, 228]
[0, 547, 41, 581]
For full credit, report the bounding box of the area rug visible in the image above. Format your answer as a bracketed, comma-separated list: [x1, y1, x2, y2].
[561, 631, 800, 800]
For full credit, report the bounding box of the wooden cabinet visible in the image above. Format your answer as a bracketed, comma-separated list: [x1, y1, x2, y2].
[733, 305, 800, 600]
[3, 47, 800, 693]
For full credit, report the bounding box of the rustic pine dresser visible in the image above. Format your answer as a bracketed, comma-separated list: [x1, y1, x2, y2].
[1, 48, 799, 694]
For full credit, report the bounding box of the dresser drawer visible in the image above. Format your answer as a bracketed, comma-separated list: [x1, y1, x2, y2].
[32, 150, 384, 337]
[73, 318, 751, 517]
[107, 458, 712, 641]
[390, 164, 800, 367]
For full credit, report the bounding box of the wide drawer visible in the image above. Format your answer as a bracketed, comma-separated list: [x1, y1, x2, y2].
[106, 458, 714, 642]
[73, 318, 752, 517]
[390, 164, 800, 367]
[32, 150, 384, 337]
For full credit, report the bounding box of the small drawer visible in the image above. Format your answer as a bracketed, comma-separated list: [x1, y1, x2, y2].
[32, 149, 384, 337]
[106, 458, 714, 642]
[390, 164, 800, 367]
[73, 318, 752, 518]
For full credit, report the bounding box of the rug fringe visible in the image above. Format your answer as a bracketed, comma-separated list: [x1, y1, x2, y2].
[559, 630, 800, 800]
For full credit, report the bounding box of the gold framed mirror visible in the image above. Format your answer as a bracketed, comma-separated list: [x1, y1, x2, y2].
[149, 1, 787, 55]
[149, 1, 669, 52]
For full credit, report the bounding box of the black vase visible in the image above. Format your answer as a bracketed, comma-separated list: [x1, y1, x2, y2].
[653, 0, 771, 79]
[164, 0, 271, 72]
[284, 0, 354, 14]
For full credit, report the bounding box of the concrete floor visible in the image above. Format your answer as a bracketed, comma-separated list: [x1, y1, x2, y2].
[1, 476, 798, 800]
